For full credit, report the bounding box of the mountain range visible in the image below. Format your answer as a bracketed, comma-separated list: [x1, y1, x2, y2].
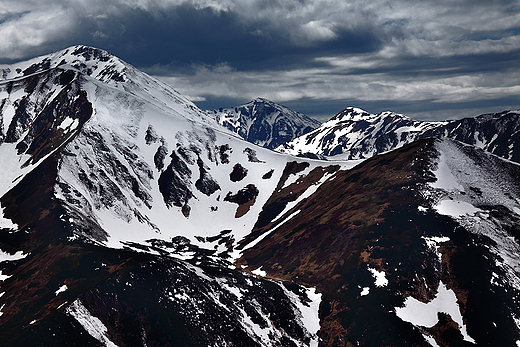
[0, 46, 519, 347]
[276, 107, 520, 162]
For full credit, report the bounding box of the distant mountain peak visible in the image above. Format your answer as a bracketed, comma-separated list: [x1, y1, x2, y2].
[331, 107, 410, 123]
[205, 98, 321, 149]
[276, 107, 438, 158]
[251, 97, 271, 103]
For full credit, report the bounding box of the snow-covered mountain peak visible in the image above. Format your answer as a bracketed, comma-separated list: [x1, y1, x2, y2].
[277, 107, 520, 163]
[275, 107, 440, 159]
[250, 97, 272, 104]
[205, 98, 321, 149]
[331, 107, 371, 122]
[0, 45, 124, 82]
[0, 45, 209, 126]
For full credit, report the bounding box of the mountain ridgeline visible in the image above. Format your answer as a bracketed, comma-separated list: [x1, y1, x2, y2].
[0, 46, 519, 347]
[276, 107, 520, 162]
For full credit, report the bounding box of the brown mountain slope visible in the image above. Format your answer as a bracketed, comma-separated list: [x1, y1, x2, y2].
[238, 139, 438, 345]
[239, 138, 520, 346]
[239, 138, 436, 283]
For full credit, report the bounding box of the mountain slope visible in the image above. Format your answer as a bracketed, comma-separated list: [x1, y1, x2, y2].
[205, 98, 321, 149]
[241, 137, 520, 346]
[0, 45, 328, 254]
[276, 107, 520, 163]
[0, 47, 519, 347]
[0, 46, 329, 347]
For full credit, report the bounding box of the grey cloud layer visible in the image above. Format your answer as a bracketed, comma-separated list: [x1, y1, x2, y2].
[1, 0, 519, 120]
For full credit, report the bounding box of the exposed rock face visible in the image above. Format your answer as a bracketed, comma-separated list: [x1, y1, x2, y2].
[229, 163, 248, 182]
[159, 150, 194, 210]
[195, 156, 220, 196]
[224, 184, 259, 218]
[206, 98, 321, 149]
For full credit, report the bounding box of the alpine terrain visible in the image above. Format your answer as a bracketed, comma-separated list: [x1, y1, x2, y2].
[0, 46, 519, 347]
[276, 106, 520, 161]
[205, 98, 321, 150]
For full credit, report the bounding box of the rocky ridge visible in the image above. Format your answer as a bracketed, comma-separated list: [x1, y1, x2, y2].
[276, 107, 520, 163]
[205, 98, 321, 149]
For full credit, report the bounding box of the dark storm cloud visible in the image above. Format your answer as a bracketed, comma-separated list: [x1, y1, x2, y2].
[80, 4, 383, 73]
[0, 1, 382, 69]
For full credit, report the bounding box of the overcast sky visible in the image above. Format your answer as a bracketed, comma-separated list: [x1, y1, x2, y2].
[1, 0, 519, 121]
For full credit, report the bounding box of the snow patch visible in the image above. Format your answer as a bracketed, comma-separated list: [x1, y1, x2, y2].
[430, 151, 464, 191]
[58, 117, 79, 130]
[238, 304, 272, 344]
[0, 250, 27, 262]
[368, 267, 388, 287]
[0, 144, 33, 201]
[55, 285, 68, 296]
[424, 334, 441, 347]
[360, 287, 370, 296]
[297, 287, 322, 347]
[241, 210, 301, 253]
[395, 281, 475, 344]
[251, 267, 267, 277]
[434, 200, 480, 218]
[272, 169, 337, 225]
[0, 271, 10, 281]
[66, 299, 118, 347]
[281, 165, 312, 189]
[305, 288, 322, 338]
[513, 315, 520, 331]
[280, 284, 322, 347]
[0, 204, 17, 229]
[218, 279, 243, 300]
